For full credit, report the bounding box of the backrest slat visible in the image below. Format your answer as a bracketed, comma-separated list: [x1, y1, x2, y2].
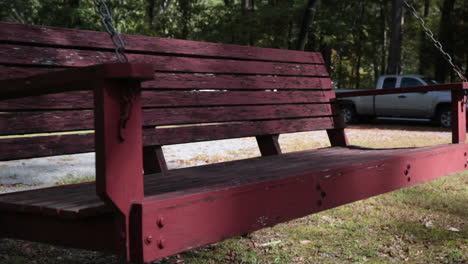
[0, 45, 328, 76]
[0, 22, 338, 161]
[145, 117, 336, 146]
[0, 22, 323, 64]
[1, 103, 332, 135]
[0, 90, 334, 111]
[1, 116, 336, 161]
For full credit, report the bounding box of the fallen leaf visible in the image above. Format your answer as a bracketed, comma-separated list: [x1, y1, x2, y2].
[447, 227, 460, 232]
[423, 220, 434, 228]
[259, 240, 282, 247]
[300, 240, 312, 245]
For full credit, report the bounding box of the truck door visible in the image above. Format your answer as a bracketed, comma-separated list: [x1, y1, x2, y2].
[374, 77, 400, 117]
[394, 77, 433, 118]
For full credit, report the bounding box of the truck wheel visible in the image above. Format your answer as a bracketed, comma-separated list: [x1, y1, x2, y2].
[340, 104, 357, 124]
[436, 106, 451, 128]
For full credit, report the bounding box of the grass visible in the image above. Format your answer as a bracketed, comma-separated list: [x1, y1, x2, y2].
[171, 175, 466, 264]
[54, 174, 95, 185]
[0, 125, 467, 264]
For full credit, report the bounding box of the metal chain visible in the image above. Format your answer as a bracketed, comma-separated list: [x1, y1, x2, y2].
[403, 0, 467, 82]
[92, 0, 138, 141]
[92, 0, 128, 63]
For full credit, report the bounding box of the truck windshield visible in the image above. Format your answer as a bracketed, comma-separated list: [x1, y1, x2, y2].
[421, 77, 439, 85]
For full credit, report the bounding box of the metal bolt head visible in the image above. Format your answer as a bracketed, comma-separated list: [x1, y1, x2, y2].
[157, 217, 165, 228]
[145, 235, 153, 245]
[158, 239, 166, 249]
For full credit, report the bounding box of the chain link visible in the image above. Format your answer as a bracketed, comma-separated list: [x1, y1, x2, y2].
[403, 0, 467, 82]
[92, 0, 128, 63]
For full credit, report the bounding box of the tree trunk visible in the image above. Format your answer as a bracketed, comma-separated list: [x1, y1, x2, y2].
[435, 0, 456, 83]
[354, 1, 365, 89]
[241, 0, 254, 45]
[223, 0, 233, 6]
[465, 52, 468, 78]
[179, 0, 190, 39]
[380, 0, 388, 76]
[146, 0, 155, 28]
[387, 0, 404, 75]
[418, 0, 431, 75]
[296, 0, 317, 51]
[337, 53, 343, 89]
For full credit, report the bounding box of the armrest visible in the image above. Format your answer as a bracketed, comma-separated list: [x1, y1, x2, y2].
[0, 63, 154, 100]
[336, 83, 468, 98]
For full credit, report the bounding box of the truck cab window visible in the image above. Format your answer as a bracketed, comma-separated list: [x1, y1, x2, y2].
[382, 77, 397, 89]
[400, 78, 424, 87]
[422, 77, 439, 85]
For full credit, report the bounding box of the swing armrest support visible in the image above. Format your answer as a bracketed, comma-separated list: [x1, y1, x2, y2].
[0, 63, 154, 100]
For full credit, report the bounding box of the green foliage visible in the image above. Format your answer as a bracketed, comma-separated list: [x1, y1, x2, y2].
[1, 0, 466, 88]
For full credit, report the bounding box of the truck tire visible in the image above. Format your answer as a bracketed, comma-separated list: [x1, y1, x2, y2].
[340, 104, 357, 124]
[436, 106, 451, 128]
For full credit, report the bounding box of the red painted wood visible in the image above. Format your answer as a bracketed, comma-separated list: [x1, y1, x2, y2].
[0, 212, 120, 253]
[326, 102, 349, 147]
[0, 144, 458, 215]
[327, 129, 349, 147]
[145, 74, 332, 90]
[336, 83, 466, 98]
[0, 90, 334, 111]
[0, 66, 332, 89]
[93, 79, 146, 260]
[0, 65, 61, 80]
[0, 45, 328, 77]
[256, 135, 282, 156]
[0, 103, 332, 135]
[0, 91, 94, 110]
[130, 144, 468, 262]
[143, 146, 168, 174]
[451, 89, 467, 144]
[0, 116, 336, 161]
[139, 90, 334, 107]
[0, 22, 324, 64]
[143, 117, 336, 146]
[143, 104, 332, 126]
[0, 63, 154, 100]
[0, 133, 94, 160]
[0, 110, 93, 135]
[94, 80, 145, 213]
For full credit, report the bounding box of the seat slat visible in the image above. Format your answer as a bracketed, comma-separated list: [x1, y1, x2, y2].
[0, 22, 323, 64]
[0, 45, 328, 77]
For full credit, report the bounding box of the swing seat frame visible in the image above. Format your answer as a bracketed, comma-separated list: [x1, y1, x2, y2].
[0, 22, 467, 263]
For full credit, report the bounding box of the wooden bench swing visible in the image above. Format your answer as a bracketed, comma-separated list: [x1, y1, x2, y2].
[0, 21, 467, 263]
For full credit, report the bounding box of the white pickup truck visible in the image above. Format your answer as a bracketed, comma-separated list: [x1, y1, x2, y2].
[335, 75, 455, 127]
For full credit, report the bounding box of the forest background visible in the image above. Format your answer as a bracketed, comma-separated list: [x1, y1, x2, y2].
[1, 0, 466, 90]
